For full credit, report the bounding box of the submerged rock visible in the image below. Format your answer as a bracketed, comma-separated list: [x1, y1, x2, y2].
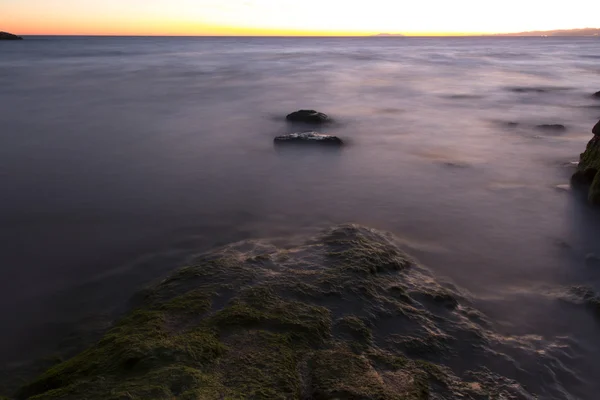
[274, 131, 343, 145]
[572, 121, 600, 203]
[0, 31, 23, 40]
[536, 124, 566, 132]
[17, 225, 560, 399]
[286, 109, 329, 124]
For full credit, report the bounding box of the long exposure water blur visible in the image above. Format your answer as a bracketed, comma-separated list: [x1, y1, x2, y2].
[1, 36, 600, 398]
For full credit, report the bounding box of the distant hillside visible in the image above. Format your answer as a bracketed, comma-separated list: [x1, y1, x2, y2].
[495, 28, 600, 37]
[372, 33, 405, 37]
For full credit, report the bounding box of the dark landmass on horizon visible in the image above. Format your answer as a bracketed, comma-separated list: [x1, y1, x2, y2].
[372, 33, 405, 37]
[493, 27, 600, 36]
[0, 31, 23, 40]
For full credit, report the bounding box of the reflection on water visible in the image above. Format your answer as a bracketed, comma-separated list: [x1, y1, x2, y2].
[1, 36, 600, 398]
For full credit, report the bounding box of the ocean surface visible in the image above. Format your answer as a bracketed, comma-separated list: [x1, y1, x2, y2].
[1, 36, 600, 398]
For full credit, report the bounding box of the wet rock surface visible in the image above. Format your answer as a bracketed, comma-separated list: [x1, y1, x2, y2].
[274, 131, 343, 145]
[286, 110, 329, 124]
[572, 122, 600, 204]
[536, 124, 566, 132]
[12, 225, 573, 400]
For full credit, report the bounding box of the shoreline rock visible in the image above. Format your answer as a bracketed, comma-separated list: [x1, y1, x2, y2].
[0, 31, 23, 40]
[286, 110, 329, 124]
[593, 91, 600, 99]
[274, 131, 343, 145]
[572, 120, 600, 203]
[15, 225, 545, 400]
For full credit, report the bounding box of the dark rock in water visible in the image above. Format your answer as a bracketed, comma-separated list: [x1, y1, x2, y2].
[286, 109, 329, 124]
[593, 91, 600, 99]
[585, 253, 600, 267]
[594, 119, 600, 135]
[572, 132, 600, 204]
[274, 131, 343, 145]
[0, 31, 23, 40]
[567, 286, 600, 316]
[536, 124, 566, 132]
[17, 224, 546, 400]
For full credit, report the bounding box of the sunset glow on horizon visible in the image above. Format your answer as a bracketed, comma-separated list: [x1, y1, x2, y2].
[2, 0, 599, 36]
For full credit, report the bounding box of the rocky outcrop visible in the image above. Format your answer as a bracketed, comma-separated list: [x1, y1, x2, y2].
[0, 32, 23, 40]
[593, 91, 600, 99]
[274, 131, 343, 145]
[15, 224, 564, 400]
[286, 110, 329, 124]
[572, 120, 600, 203]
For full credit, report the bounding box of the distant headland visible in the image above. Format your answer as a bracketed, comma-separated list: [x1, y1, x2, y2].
[493, 28, 600, 37]
[372, 33, 405, 37]
[0, 31, 23, 40]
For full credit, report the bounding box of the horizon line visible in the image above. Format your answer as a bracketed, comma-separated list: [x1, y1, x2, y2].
[13, 34, 599, 38]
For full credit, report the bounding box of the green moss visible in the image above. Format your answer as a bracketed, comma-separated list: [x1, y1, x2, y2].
[220, 331, 302, 399]
[325, 225, 412, 275]
[207, 286, 331, 346]
[18, 307, 226, 400]
[310, 347, 429, 400]
[160, 289, 212, 315]
[335, 316, 373, 348]
[310, 347, 389, 399]
[574, 136, 600, 204]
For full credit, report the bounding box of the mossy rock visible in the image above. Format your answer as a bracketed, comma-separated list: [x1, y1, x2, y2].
[573, 134, 600, 204]
[15, 225, 542, 399]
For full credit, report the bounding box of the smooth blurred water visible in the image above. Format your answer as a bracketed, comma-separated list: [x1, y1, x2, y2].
[1, 36, 600, 398]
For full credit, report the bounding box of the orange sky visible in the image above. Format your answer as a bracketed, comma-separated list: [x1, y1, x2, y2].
[2, 0, 599, 36]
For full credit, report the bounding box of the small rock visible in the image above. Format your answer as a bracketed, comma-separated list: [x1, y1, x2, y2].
[274, 132, 343, 145]
[286, 110, 329, 124]
[585, 253, 600, 266]
[536, 124, 566, 132]
[593, 91, 600, 99]
[593, 120, 600, 135]
[0, 31, 23, 40]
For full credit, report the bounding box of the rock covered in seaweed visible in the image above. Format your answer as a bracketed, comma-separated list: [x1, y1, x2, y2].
[572, 120, 600, 204]
[286, 109, 329, 124]
[17, 225, 561, 400]
[0, 32, 23, 40]
[274, 131, 343, 145]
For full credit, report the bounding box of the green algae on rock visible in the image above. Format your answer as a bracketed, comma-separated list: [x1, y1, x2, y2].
[16, 225, 550, 399]
[572, 121, 600, 204]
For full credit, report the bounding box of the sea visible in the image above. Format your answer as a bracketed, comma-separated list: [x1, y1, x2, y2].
[1, 36, 600, 399]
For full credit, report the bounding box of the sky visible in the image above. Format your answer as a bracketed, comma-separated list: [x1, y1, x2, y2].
[2, 0, 599, 36]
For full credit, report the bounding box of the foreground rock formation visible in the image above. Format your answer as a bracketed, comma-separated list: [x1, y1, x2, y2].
[573, 120, 600, 204]
[16, 225, 558, 399]
[0, 32, 23, 40]
[286, 110, 329, 124]
[274, 132, 343, 145]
